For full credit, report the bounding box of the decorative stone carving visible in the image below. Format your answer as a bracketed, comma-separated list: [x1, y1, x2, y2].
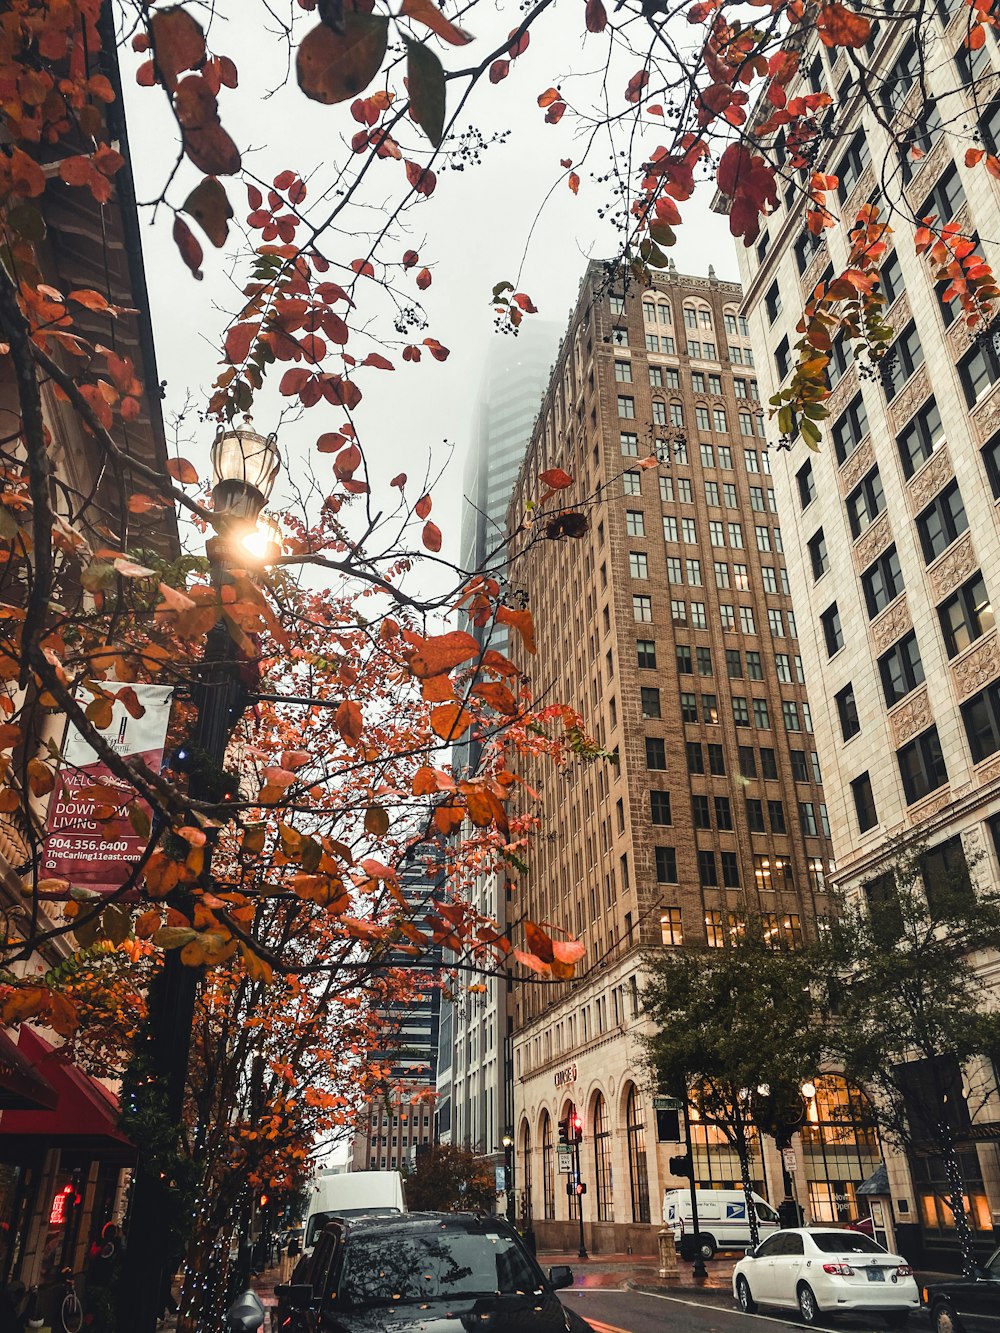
[976, 753, 1000, 787]
[885, 290, 911, 333]
[838, 436, 875, 494]
[853, 512, 892, 569]
[801, 243, 829, 299]
[889, 685, 932, 748]
[952, 202, 974, 239]
[972, 382, 1000, 442]
[951, 630, 1000, 700]
[907, 443, 954, 512]
[907, 789, 953, 824]
[928, 531, 977, 601]
[826, 367, 859, 426]
[889, 364, 932, 434]
[947, 316, 978, 360]
[844, 164, 877, 223]
[903, 135, 951, 207]
[871, 594, 912, 653]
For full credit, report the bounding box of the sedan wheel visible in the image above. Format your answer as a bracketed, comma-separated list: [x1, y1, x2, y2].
[797, 1283, 820, 1325]
[934, 1303, 964, 1333]
[735, 1276, 757, 1314]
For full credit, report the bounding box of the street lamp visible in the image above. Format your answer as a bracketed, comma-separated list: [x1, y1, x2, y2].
[800, 1081, 817, 1100]
[501, 1132, 515, 1224]
[122, 424, 280, 1333]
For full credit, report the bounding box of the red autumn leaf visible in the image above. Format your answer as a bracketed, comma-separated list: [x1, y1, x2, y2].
[539, 467, 573, 490]
[402, 249, 419, 268]
[512, 292, 537, 313]
[224, 322, 258, 365]
[489, 59, 510, 83]
[149, 6, 206, 90]
[172, 215, 204, 280]
[496, 605, 536, 654]
[568, 172, 580, 194]
[279, 367, 311, 396]
[545, 101, 566, 124]
[400, 0, 474, 45]
[423, 337, 449, 361]
[507, 27, 530, 56]
[351, 258, 376, 277]
[585, 0, 608, 30]
[336, 699, 363, 745]
[415, 494, 432, 519]
[390, 472, 407, 487]
[362, 352, 394, 370]
[967, 21, 986, 48]
[967, 147, 986, 167]
[815, 3, 871, 48]
[524, 920, 555, 963]
[625, 68, 649, 103]
[404, 160, 437, 195]
[166, 457, 199, 485]
[407, 629, 480, 677]
[430, 702, 474, 739]
[416, 267, 432, 289]
[422, 520, 442, 552]
[537, 87, 561, 107]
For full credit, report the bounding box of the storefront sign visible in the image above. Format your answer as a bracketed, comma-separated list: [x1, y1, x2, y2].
[553, 1063, 577, 1089]
[41, 683, 173, 898]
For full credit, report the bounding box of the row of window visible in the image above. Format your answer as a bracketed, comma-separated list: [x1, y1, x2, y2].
[616, 395, 764, 436]
[634, 588, 795, 635]
[624, 470, 773, 517]
[615, 361, 760, 401]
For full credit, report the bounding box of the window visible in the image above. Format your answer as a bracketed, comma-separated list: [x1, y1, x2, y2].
[708, 743, 725, 775]
[774, 337, 791, 380]
[684, 306, 698, 329]
[897, 725, 948, 803]
[667, 556, 682, 583]
[670, 402, 684, 427]
[983, 430, 1000, 499]
[646, 737, 667, 770]
[768, 608, 784, 637]
[783, 700, 801, 732]
[682, 518, 697, 544]
[698, 852, 719, 889]
[692, 794, 711, 828]
[879, 631, 925, 705]
[641, 686, 661, 719]
[650, 791, 672, 825]
[676, 644, 692, 673]
[879, 249, 905, 305]
[680, 692, 698, 723]
[765, 280, 782, 323]
[794, 227, 823, 274]
[719, 446, 733, 468]
[723, 483, 737, 507]
[705, 481, 720, 507]
[700, 443, 715, 469]
[746, 798, 766, 833]
[732, 696, 750, 726]
[753, 698, 770, 728]
[637, 639, 657, 671]
[962, 679, 1000, 762]
[623, 470, 642, 495]
[652, 401, 667, 426]
[922, 837, 973, 912]
[750, 486, 765, 511]
[832, 392, 870, 464]
[663, 366, 680, 390]
[808, 528, 829, 581]
[615, 360, 632, 382]
[697, 646, 713, 676]
[610, 293, 625, 315]
[739, 410, 760, 437]
[883, 321, 924, 400]
[822, 603, 844, 656]
[738, 745, 756, 778]
[862, 545, 903, 618]
[726, 649, 742, 678]
[939, 572, 995, 657]
[747, 652, 763, 680]
[676, 475, 692, 500]
[687, 742, 705, 775]
[703, 341, 716, 359]
[702, 693, 719, 724]
[618, 395, 636, 418]
[646, 334, 660, 353]
[671, 598, 687, 626]
[621, 430, 639, 455]
[836, 683, 861, 740]
[663, 515, 678, 543]
[694, 405, 710, 433]
[728, 522, 744, 548]
[775, 652, 791, 682]
[692, 371, 706, 393]
[626, 510, 645, 536]
[768, 800, 786, 834]
[790, 749, 809, 783]
[629, 551, 650, 580]
[714, 561, 730, 589]
[762, 567, 778, 595]
[852, 772, 878, 832]
[633, 594, 652, 622]
[643, 301, 656, 323]
[721, 851, 740, 888]
[740, 607, 757, 635]
[659, 302, 672, 325]
[716, 796, 734, 830]
[959, 334, 1000, 405]
[916, 479, 968, 563]
[686, 558, 702, 585]
[846, 467, 886, 538]
[713, 408, 727, 432]
[656, 849, 678, 886]
[919, 164, 966, 229]
[797, 460, 816, 508]
[648, 366, 663, 387]
[755, 525, 771, 552]
[720, 604, 735, 630]
[837, 132, 871, 201]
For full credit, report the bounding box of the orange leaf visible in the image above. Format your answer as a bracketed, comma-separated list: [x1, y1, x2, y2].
[149, 6, 206, 89]
[336, 699, 363, 746]
[166, 457, 199, 485]
[539, 467, 573, 489]
[568, 172, 580, 194]
[815, 3, 871, 47]
[400, 0, 473, 44]
[415, 494, 432, 519]
[407, 629, 480, 677]
[524, 919, 555, 962]
[430, 703, 474, 739]
[496, 605, 536, 654]
[422, 520, 442, 552]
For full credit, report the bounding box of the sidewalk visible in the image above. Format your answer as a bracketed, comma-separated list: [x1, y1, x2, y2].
[535, 1249, 739, 1291]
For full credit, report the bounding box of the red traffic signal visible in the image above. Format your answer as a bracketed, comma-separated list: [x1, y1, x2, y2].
[570, 1111, 583, 1143]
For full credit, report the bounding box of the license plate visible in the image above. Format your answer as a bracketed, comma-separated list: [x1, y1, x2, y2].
[866, 1269, 885, 1283]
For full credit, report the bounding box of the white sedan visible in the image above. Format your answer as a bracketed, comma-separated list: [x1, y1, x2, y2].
[732, 1227, 920, 1326]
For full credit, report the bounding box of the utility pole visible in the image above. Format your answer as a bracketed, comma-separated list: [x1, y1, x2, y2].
[681, 1097, 708, 1279]
[572, 1109, 587, 1260]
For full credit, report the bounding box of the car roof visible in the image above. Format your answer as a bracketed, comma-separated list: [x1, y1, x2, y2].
[323, 1212, 516, 1240]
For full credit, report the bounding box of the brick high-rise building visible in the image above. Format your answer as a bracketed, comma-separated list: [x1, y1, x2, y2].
[505, 261, 853, 1254]
[728, 6, 1000, 1267]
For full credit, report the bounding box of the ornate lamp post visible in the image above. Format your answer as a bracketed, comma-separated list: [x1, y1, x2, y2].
[501, 1131, 515, 1224]
[122, 423, 280, 1333]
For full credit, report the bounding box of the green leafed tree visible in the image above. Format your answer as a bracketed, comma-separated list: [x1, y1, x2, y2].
[402, 1143, 499, 1214]
[641, 915, 827, 1248]
[825, 836, 1000, 1275]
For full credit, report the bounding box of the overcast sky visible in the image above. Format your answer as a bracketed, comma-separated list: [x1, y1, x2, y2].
[120, 0, 741, 566]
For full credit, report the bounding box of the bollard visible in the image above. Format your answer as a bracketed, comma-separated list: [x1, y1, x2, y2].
[657, 1227, 680, 1279]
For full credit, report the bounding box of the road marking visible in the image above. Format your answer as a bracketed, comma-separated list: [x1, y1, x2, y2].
[564, 1287, 824, 1332]
[583, 1318, 633, 1333]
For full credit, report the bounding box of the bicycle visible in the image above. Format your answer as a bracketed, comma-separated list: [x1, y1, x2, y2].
[58, 1267, 83, 1333]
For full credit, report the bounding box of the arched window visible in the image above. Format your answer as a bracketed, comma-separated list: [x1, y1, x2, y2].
[541, 1112, 555, 1220]
[643, 298, 657, 324]
[625, 1085, 650, 1223]
[520, 1122, 532, 1225]
[593, 1093, 613, 1221]
[683, 303, 699, 330]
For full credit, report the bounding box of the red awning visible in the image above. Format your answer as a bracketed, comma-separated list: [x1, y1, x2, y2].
[0, 1027, 57, 1111]
[0, 1027, 133, 1155]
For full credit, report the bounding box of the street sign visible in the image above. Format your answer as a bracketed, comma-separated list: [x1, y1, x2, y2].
[782, 1147, 798, 1174]
[653, 1096, 683, 1111]
[556, 1146, 574, 1174]
[495, 1165, 507, 1193]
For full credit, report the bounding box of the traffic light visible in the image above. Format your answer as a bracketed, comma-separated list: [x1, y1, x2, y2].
[669, 1154, 692, 1177]
[558, 1117, 570, 1146]
[259, 1193, 269, 1208]
[570, 1110, 583, 1143]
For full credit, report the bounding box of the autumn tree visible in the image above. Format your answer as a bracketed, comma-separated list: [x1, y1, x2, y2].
[402, 1142, 500, 1213]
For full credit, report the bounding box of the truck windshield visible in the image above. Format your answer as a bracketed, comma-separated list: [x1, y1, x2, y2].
[337, 1229, 541, 1307]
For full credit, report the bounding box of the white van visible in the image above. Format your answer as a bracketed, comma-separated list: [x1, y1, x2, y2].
[303, 1170, 406, 1249]
[662, 1188, 780, 1259]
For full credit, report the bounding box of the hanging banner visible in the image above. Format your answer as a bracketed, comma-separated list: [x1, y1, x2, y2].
[40, 684, 173, 898]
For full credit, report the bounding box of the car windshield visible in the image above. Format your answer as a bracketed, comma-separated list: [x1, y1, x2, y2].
[810, 1232, 887, 1255]
[337, 1228, 541, 1307]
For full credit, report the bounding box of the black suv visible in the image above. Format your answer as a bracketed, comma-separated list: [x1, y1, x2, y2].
[274, 1212, 579, 1333]
[922, 1248, 1000, 1332]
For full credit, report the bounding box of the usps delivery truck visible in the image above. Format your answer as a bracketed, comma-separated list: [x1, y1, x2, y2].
[662, 1188, 780, 1259]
